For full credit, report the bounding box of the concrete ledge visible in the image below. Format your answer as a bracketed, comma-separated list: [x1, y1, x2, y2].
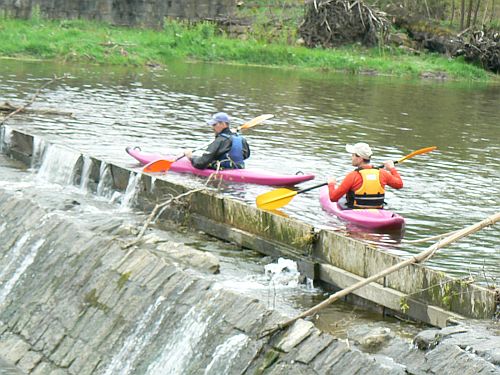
[316, 230, 496, 319]
[319, 264, 465, 328]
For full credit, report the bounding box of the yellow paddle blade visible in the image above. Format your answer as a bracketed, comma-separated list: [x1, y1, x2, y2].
[143, 159, 174, 173]
[397, 146, 437, 164]
[239, 114, 274, 131]
[256, 188, 297, 210]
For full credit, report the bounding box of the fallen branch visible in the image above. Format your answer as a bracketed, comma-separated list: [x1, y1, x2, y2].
[260, 211, 500, 338]
[402, 229, 461, 244]
[1, 74, 68, 126]
[0, 102, 73, 117]
[122, 163, 223, 249]
[122, 187, 205, 249]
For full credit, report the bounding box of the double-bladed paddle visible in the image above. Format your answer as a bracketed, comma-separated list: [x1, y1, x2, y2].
[255, 146, 437, 211]
[143, 114, 274, 173]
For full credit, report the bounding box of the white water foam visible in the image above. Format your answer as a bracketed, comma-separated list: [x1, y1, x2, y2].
[0, 237, 45, 305]
[204, 333, 250, 375]
[264, 257, 301, 287]
[306, 277, 314, 289]
[37, 144, 80, 185]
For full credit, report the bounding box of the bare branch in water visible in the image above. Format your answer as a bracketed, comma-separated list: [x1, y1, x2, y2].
[1, 74, 69, 126]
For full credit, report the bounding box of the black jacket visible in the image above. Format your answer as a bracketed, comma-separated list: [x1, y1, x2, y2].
[191, 128, 250, 170]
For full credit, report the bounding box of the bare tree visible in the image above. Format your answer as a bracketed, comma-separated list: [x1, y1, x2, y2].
[466, 0, 474, 28]
[460, 0, 466, 29]
[450, 0, 456, 25]
[481, 0, 489, 24]
[472, 0, 481, 25]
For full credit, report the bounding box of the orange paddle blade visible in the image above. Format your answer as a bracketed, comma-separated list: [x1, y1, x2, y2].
[397, 146, 437, 164]
[143, 159, 174, 173]
[238, 114, 274, 131]
[256, 188, 297, 210]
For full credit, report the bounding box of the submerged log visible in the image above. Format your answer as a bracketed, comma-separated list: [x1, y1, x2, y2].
[299, 0, 390, 48]
[1, 75, 68, 126]
[0, 102, 73, 117]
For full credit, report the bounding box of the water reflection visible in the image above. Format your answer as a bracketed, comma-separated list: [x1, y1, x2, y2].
[0, 59, 498, 282]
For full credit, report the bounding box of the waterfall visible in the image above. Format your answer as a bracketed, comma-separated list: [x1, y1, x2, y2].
[204, 334, 250, 375]
[79, 155, 93, 191]
[0, 125, 12, 153]
[37, 144, 80, 185]
[0, 236, 45, 305]
[120, 172, 141, 210]
[31, 136, 47, 169]
[146, 305, 217, 375]
[96, 161, 113, 198]
[103, 296, 170, 375]
[0, 233, 29, 280]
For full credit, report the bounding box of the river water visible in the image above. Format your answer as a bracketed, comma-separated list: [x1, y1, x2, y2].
[0, 58, 498, 283]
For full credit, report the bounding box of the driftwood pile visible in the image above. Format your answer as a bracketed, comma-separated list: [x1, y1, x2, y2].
[386, 5, 499, 74]
[399, 26, 499, 74]
[298, 0, 390, 48]
[456, 28, 500, 73]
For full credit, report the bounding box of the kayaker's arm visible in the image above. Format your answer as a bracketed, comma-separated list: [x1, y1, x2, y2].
[381, 163, 403, 189]
[190, 141, 219, 169]
[328, 172, 357, 202]
[242, 137, 251, 159]
[190, 136, 230, 170]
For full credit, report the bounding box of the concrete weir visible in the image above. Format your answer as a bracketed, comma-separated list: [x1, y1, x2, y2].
[2, 128, 498, 327]
[1, 185, 498, 375]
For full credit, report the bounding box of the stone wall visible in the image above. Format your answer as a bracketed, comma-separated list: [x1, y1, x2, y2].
[0, 0, 235, 28]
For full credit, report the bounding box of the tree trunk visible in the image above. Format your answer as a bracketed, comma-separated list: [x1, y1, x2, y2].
[466, 0, 474, 28]
[424, 0, 432, 18]
[460, 0, 466, 29]
[481, 1, 489, 24]
[450, 0, 456, 25]
[472, 0, 481, 26]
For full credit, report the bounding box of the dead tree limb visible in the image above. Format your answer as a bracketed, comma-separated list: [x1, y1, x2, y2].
[1, 74, 68, 126]
[299, 0, 390, 48]
[122, 165, 223, 249]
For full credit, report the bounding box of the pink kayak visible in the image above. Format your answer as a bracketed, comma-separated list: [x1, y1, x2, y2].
[126, 147, 315, 186]
[319, 186, 405, 230]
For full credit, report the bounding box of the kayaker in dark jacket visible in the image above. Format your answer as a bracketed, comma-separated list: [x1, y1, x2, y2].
[328, 142, 403, 209]
[184, 112, 251, 170]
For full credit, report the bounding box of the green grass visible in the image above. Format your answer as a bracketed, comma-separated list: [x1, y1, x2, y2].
[0, 17, 496, 81]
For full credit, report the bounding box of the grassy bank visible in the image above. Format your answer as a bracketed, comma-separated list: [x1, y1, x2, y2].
[0, 17, 495, 81]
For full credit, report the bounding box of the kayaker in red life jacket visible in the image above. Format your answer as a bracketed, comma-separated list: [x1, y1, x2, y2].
[328, 143, 403, 209]
[183, 112, 251, 170]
